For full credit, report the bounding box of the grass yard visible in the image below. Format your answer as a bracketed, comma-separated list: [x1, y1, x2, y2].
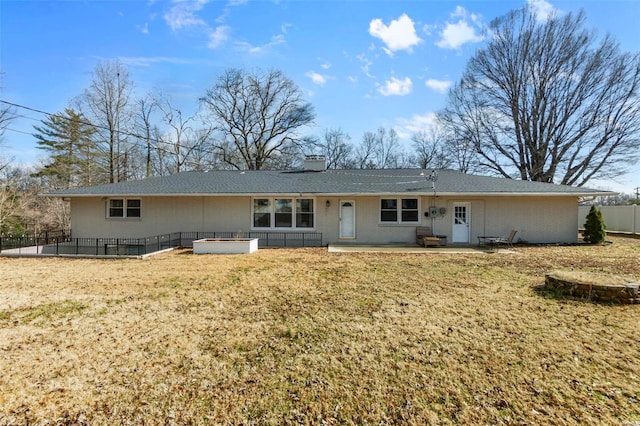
[1, 236, 639, 425]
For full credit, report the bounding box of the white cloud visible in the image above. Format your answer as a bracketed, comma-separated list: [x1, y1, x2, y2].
[356, 53, 374, 78]
[422, 23, 436, 36]
[425, 78, 452, 94]
[216, 0, 247, 23]
[320, 61, 331, 70]
[117, 56, 192, 67]
[528, 0, 556, 21]
[396, 112, 439, 137]
[235, 34, 286, 55]
[436, 6, 484, 50]
[378, 77, 412, 96]
[306, 71, 329, 86]
[369, 13, 422, 55]
[164, 0, 209, 31]
[164, 0, 249, 50]
[137, 23, 149, 34]
[208, 25, 230, 48]
[451, 5, 466, 18]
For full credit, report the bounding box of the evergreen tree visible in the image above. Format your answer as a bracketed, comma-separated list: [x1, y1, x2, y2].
[583, 206, 607, 244]
[33, 108, 98, 188]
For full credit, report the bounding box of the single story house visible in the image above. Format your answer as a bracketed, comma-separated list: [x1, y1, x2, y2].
[48, 158, 613, 246]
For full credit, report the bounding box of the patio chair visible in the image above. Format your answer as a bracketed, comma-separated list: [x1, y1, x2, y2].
[416, 226, 447, 247]
[478, 229, 517, 249]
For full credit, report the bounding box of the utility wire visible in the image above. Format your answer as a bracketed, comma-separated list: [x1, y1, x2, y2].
[1, 99, 168, 147]
[0, 98, 219, 159]
[5, 126, 34, 136]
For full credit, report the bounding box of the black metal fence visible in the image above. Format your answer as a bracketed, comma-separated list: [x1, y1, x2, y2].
[0, 230, 71, 252]
[180, 231, 323, 248]
[43, 233, 183, 256]
[0, 230, 323, 256]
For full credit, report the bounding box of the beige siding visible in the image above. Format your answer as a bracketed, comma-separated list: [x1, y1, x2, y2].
[318, 195, 578, 245]
[70, 194, 579, 244]
[477, 196, 578, 244]
[71, 196, 250, 238]
[319, 197, 422, 244]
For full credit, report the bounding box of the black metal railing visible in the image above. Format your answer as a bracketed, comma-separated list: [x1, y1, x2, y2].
[0, 230, 71, 252]
[0, 230, 323, 256]
[180, 231, 323, 248]
[42, 232, 183, 256]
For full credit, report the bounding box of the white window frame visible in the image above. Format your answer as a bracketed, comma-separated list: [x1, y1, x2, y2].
[106, 198, 142, 219]
[251, 197, 316, 230]
[379, 197, 420, 224]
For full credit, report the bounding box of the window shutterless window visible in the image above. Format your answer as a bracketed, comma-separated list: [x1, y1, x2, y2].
[107, 198, 141, 219]
[253, 199, 271, 228]
[275, 198, 293, 228]
[252, 197, 315, 229]
[296, 199, 314, 228]
[380, 197, 419, 224]
[126, 199, 141, 218]
[109, 199, 124, 218]
[380, 199, 398, 222]
[401, 198, 419, 222]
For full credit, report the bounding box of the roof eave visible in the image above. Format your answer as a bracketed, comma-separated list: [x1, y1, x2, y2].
[45, 190, 618, 198]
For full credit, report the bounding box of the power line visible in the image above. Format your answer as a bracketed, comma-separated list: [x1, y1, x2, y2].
[0, 98, 216, 159]
[1, 99, 166, 146]
[5, 126, 34, 136]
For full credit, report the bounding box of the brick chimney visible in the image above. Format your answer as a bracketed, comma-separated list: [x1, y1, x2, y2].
[303, 155, 326, 171]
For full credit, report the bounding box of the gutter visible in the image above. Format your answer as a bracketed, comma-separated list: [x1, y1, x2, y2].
[45, 191, 618, 198]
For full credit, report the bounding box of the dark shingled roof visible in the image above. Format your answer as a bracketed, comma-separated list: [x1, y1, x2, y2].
[47, 168, 613, 197]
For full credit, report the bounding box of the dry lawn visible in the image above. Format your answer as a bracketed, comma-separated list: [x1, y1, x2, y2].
[0, 236, 639, 425]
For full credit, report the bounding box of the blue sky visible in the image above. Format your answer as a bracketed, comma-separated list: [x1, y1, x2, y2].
[1, 0, 639, 194]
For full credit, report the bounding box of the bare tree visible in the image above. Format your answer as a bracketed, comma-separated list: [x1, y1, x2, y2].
[155, 97, 199, 174]
[0, 77, 17, 173]
[354, 131, 378, 169]
[374, 127, 401, 168]
[354, 127, 403, 169]
[79, 60, 134, 183]
[200, 68, 315, 170]
[440, 6, 640, 185]
[444, 129, 481, 174]
[133, 95, 158, 178]
[0, 171, 19, 233]
[0, 103, 15, 170]
[187, 128, 220, 171]
[0, 166, 70, 234]
[411, 128, 453, 170]
[311, 128, 353, 169]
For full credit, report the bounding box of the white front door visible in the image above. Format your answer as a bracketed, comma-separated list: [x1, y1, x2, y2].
[452, 202, 470, 243]
[339, 200, 356, 239]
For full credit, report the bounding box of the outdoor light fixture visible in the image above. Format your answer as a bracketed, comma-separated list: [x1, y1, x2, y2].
[326, 200, 331, 207]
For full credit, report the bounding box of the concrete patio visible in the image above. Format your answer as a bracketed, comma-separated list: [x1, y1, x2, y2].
[327, 244, 517, 254]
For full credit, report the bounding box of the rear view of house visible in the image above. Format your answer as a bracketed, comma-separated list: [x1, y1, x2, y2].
[48, 158, 612, 246]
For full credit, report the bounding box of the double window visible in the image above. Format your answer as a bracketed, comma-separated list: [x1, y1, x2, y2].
[252, 198, 315, 229]
[380, 198, 419, 224]
[107, 198, 141, 219]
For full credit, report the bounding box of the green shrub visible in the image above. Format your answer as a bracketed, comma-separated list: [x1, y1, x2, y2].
[583, 206, 606, 244]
